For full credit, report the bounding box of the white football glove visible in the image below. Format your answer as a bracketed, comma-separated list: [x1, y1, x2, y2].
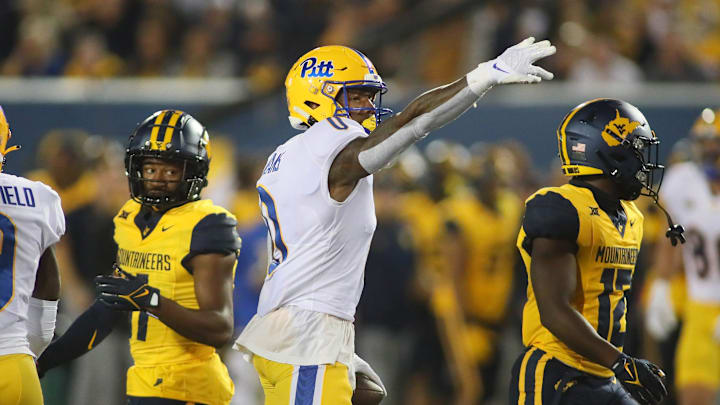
[352, 353, 386, 395]
[645, 279, 678, 340]
[467, 37, 556, 95]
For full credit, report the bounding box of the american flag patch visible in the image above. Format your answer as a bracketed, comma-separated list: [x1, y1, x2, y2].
[572, 143, 586, 152]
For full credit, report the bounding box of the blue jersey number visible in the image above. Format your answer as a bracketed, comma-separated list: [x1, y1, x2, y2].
[135, 274, 150, 341]
[257, 185, 288, 277]
[597, 267, 632, 348]
[0, 213, 17, 311]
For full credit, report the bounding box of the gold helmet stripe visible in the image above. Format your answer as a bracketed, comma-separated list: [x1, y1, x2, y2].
[558, 98, 607, 165]
[149, 111, 168, 150]
[161, 111, 182, 150]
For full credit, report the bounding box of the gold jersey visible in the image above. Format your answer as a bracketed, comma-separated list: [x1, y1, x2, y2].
[114, 199, 240, 366]
[398, 191, 446, 275]
[443, 189, 522, 323]
[517, 181, 643, 377]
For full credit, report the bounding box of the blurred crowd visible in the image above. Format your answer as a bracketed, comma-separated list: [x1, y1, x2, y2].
[1, 0, 719, 89]
[4, 0, 717, 404]
[29, 123, 693, 405]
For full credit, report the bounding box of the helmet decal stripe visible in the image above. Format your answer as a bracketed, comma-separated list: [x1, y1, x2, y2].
[161, 111, 182, 149]
[558, 98, 605, 166]
[149, 111, 167, 150]
[558, 109, 578, 166]
[349, 48, 375, 75]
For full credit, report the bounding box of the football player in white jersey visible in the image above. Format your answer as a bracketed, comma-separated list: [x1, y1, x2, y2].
[645, 108, 720, 405]
[234, 39, 556, 405]
[0, 106, 65, 405]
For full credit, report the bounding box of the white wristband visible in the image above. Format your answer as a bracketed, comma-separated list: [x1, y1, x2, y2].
[466, 61, 496, 96]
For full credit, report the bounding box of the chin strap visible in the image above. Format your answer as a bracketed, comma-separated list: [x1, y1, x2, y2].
[596, 145, 685, 246]
[652, 198, 685, 246]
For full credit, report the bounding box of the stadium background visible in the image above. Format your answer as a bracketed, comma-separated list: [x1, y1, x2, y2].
[1, 0, 719, 404]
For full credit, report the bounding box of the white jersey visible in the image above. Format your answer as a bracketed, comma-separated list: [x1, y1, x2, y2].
[255, 117, 376, 321]
[0, 173, 65, 357]
[235, 117, 375, 366]
[661, 162, 720, 303]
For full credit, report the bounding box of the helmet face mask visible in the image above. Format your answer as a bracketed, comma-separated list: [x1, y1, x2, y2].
[125, 110, 210, 210]
[126, 155, 206, 209]
[599, 131, 664, 201]
[285, 46, 393, 131]
[558, 98, 664, 201]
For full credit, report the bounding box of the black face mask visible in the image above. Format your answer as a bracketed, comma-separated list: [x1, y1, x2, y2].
[612, 157, 644, 201]
[600, 134, 664, 201]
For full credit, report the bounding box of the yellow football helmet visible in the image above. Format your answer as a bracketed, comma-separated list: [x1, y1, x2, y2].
[690, 107, 720, 179]
[285, 45, 392, 131]
[0, 106, 20, 172]
[690, 107, 720, 139]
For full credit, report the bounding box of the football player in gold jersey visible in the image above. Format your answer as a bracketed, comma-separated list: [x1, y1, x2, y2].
[37, 110, 242, 405]
[510, 99, 685, 405]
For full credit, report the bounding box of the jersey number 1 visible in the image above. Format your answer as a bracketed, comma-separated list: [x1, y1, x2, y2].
[0, 213, 17, 312]
[135, 274, 150, 341]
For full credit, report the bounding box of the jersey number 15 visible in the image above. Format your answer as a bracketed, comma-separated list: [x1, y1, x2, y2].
[597, 267, 632, 348]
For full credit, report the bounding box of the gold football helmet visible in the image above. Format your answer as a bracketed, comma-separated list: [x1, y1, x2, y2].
[690, 107, 720, 179]
[690, 107, 720, 139]
[285, 45, 392, 131]
[0, 106, 21, 172]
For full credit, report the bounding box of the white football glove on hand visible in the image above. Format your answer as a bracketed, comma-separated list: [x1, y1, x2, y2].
[645, 279, 678, 340]
[352, 353, 387, 395]
[466, 37, 556, 95]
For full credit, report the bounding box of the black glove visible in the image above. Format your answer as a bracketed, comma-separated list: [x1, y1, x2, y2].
[95, 266, 160, 311]
[612, 353, 667, 405]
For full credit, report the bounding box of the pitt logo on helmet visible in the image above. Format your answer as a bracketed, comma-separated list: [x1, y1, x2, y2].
[300, 58, 335, 78]
[602, 110, 642, 147]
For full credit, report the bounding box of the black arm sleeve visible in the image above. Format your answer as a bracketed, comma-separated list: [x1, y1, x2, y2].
[181, 213, 241, 273]
[521, 191, 579, 254]
[37, 300, 124, 374]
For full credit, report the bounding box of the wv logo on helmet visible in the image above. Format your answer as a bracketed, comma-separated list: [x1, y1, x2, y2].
[602, 109, 641, 147]
[300, 57, 335, 78]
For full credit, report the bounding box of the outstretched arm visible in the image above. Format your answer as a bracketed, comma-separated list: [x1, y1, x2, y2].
[329, 37, 555, 200]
